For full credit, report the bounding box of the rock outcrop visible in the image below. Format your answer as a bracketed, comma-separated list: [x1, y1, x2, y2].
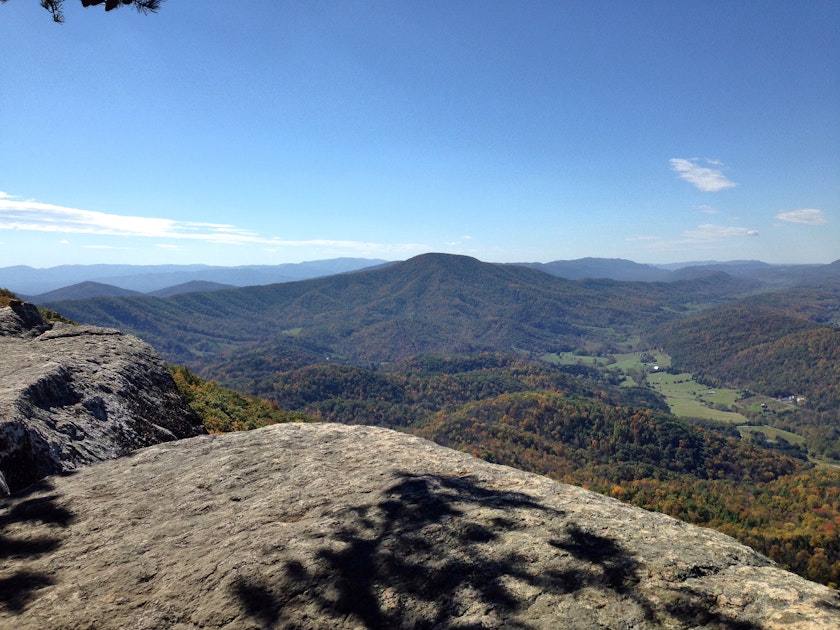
[2, 422, 838, 629]
[0, 301, 205, 494]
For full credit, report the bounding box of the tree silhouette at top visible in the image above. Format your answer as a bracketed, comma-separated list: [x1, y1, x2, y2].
[1, 0, 163, 23]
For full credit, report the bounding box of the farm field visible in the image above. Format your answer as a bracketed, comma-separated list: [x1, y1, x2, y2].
[737, 425, 806, 445]
[543, 352, 751, 424]
[648, 372, 746, 423]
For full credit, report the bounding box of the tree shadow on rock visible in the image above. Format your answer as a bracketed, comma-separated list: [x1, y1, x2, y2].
[232, 472, 756, 629]
[0, 478, 75, 613]
[664, 586, 760, 630]
[549, 524, 645, 596]
[232, 578, 282, 629]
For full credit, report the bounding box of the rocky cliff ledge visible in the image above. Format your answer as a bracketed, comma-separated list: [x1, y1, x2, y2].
[2, 422, 838, 629]
[0, 301, 205, 494]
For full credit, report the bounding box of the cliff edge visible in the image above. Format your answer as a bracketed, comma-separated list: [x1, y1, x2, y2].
[2, 422, 838, 629]
[0, 301, 205, 494]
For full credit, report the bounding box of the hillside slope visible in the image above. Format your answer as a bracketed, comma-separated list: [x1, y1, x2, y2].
[649, 296, 840, 459]
[24, 281, 143, 302]
[3, 423, 839, 629]
[47, 253, 755, 372]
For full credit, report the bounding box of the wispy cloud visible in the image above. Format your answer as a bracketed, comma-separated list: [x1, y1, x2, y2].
[627, 224, 759, 257]
[682, 224, 759, 241]
[696, 205, 718, 215]
[444, 235, 475, 247]
[0, 192, 427, 257]
[83, 245, 136, 251]
[669, 158, 737, 192]
[0, 193, 276, 244]
[775, 208, 828, 225]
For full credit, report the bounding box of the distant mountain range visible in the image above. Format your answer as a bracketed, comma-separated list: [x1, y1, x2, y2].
[45, 253, 765, 374]
[6, 257, 838, 303]
[1, 258, 389, 297]
[524, 257, 840, 285]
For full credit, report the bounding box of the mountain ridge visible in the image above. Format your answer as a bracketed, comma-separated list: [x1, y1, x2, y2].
[1, 258, 389, 295]
[8, 256, 838, 298]
[43, 254, 761, 373]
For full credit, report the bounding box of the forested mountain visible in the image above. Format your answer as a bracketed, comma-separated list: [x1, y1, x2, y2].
[26, 280, 143, 302]
[46, 253, 757, 373]
[145, 280, 236, 298]
[648, 294, 840, 459]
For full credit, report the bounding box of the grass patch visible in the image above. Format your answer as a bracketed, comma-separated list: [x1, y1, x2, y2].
[648, 372, 747, 424]
[541, 352, 611, 366]
[737, 425, 806, 445]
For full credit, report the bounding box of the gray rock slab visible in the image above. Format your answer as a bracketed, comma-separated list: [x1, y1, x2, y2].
[1, 423, 837, 629]
[0, 303, 205, 494]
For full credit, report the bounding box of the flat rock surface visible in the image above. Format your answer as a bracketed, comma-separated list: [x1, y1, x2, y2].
[2, 423, 838, 629]
[0, 302, 205, 494]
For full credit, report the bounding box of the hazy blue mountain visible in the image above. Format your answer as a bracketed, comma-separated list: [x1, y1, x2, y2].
[1, 264, 210, 295]
[662, 260, 838, 287]
[654, 260, 767, 271]
[0, 258, 388, 295]
[524, 258, 839, 287]
[518, 258, 672, 282]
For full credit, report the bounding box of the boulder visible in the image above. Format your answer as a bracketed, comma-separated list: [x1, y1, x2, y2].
[0, 303, 205, 494]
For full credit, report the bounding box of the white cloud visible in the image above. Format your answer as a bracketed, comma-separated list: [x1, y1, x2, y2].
[669, 158, 737, 192]
[0, 193, 427, 257]
[0, 195, 267, 244]
[775, 209, 828, 225]
[682, 224, 759, 241]
[696, 205, 718, 215]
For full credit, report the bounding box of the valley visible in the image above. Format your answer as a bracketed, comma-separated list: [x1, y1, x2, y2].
[545, 349, 754, 423]
[544, 347, 821, 465]
[12, 253, 840, 587]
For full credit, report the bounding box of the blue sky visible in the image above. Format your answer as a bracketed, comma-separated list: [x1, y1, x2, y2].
[1, 1, 838, 267]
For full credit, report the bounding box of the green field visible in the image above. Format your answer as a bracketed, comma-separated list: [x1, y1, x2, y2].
[543, 351, 748, 423]
[541, 352, 611, 366]
[540, 339, 830, 470]
[610, 352, 671, 371]
[542, 351, 671, 370]
[737, 425, 806, 445]
[646, 372, 747, 423]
